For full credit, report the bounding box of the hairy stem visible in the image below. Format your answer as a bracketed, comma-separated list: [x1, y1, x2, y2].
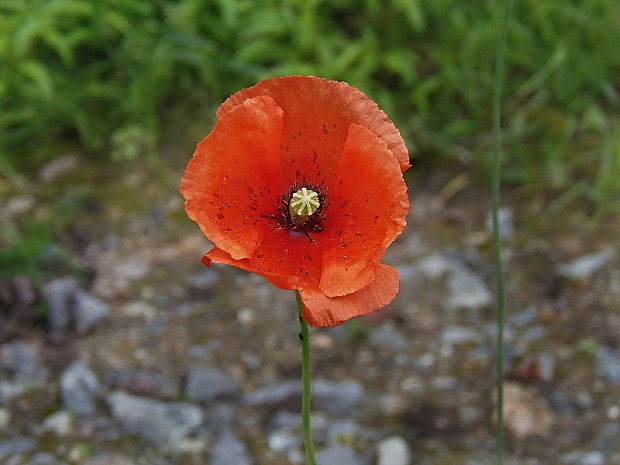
[296, 292, 317, 465]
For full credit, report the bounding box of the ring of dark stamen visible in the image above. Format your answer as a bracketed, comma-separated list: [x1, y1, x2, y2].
[262, 180, 328, 240]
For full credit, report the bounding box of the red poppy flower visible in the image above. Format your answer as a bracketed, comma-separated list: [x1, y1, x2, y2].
[181, 76, 410, 327]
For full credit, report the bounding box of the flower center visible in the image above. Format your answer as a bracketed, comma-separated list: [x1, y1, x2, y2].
[289, 187, 320, 223]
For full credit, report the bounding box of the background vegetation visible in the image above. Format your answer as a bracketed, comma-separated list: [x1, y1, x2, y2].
[1, 0, 619, 277]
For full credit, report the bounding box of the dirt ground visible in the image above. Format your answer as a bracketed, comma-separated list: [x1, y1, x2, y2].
[1, 154, 619, 465]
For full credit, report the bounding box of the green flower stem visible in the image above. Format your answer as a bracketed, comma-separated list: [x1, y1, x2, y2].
[295, 292, 317, 465]
[491, 1, 515, 465]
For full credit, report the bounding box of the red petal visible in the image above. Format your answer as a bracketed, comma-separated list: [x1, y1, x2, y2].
[299, 264, 400, 327]
[205, 247, 296, 289]
[204, 225, 324, 289]
[217, 77, 410, 192]
[318, 124, 409, 297]
[180, 96, 283, 260]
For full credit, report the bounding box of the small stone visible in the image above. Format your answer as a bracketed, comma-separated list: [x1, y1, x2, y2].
[73, 290, 110, 333]
[441, 327, 478, 346]
[562, 451, 605, 465]
[327, 420, 361, 447]
[244, 381, 299, 407]
[186, 270, 218, 290]
[0, 381, 28, 404]
[43, 277, 78, 332]
[245, 380, 363, 416]
[22, 453, 58, 465]
[459, 406, 484, 426]
[503, 381, 554, 439]
[417, 252, 491, 311]
[377, 436, 411, 465]
[204, 403, 237, 428]
[60, 361, 100, 415]
[268, 430, 301, 452]
[0, 341, 47, 383]
[107, 391, 202, 448]
[68, 444, 92, 462]
[445, 269, 492, 311]
[315, 445, 363, 465]
[607, 405, 620, 420]
[313, 380, 363, 416]
[185, 367, 240, 404]
[106, 369, 179, 400]
[597, 347, 620, 384]
[369, 327, 408, 351]
[237, 308, 255, 325]
[39, 153, 79, 181]
[559, 250, 615, 280]
[0, 437, 36, 460]
[41, 411, 73, 436]
[210, 430, 252, 465]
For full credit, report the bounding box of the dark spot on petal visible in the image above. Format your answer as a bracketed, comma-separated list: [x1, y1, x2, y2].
[374, 215, 379, 220]
[216, 214, 225, 219]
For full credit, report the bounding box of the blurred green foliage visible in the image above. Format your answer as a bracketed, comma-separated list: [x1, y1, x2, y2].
[0, 190, 84, 283]
[1, 0, 619, 211]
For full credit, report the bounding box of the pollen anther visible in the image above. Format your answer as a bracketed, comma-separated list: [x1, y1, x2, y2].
[290, 188, 320, 217]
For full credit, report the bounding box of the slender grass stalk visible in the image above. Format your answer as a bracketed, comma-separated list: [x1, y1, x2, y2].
[491, 1, 516, 464]
[295, 292, 317, 465]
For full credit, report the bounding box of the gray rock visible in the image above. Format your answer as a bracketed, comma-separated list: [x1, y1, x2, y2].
[244, 381, 300, 406]
[417, 253, 491, 311]
[314, 380, 364, 416]
[441, 327, 478, 346]
[327, 420, 362, 446]
[245, 380, 363, 416]
[210, 430, 251, 465]
[561, 451, 605, 465]
[0, 437, 36, 460]
[107, 391, 202, 448]
[486, 207, 515, 239]
[377, 436, 411, 465]
[369, 327, 408, 351]
[185, 367, 240, 404]
[23, 453, 58, 465]
[597, 347, 620, 384]
[60, 361, 100, 415]
[315, 445, 363, 465]
[0, 341, 48, 383]
[204, 404, 237, 428]
[41, 410, 73, 436]
[73, 290, 110, 333]
[0, 381, 28, 404]
[559, 250, 615, 280]
[445, 269, 492, 311]
[43, 277, 78, 332]
[107, 369, 179, 400]
[186, 270, 218, 290]
[268, 429, 301, 452]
